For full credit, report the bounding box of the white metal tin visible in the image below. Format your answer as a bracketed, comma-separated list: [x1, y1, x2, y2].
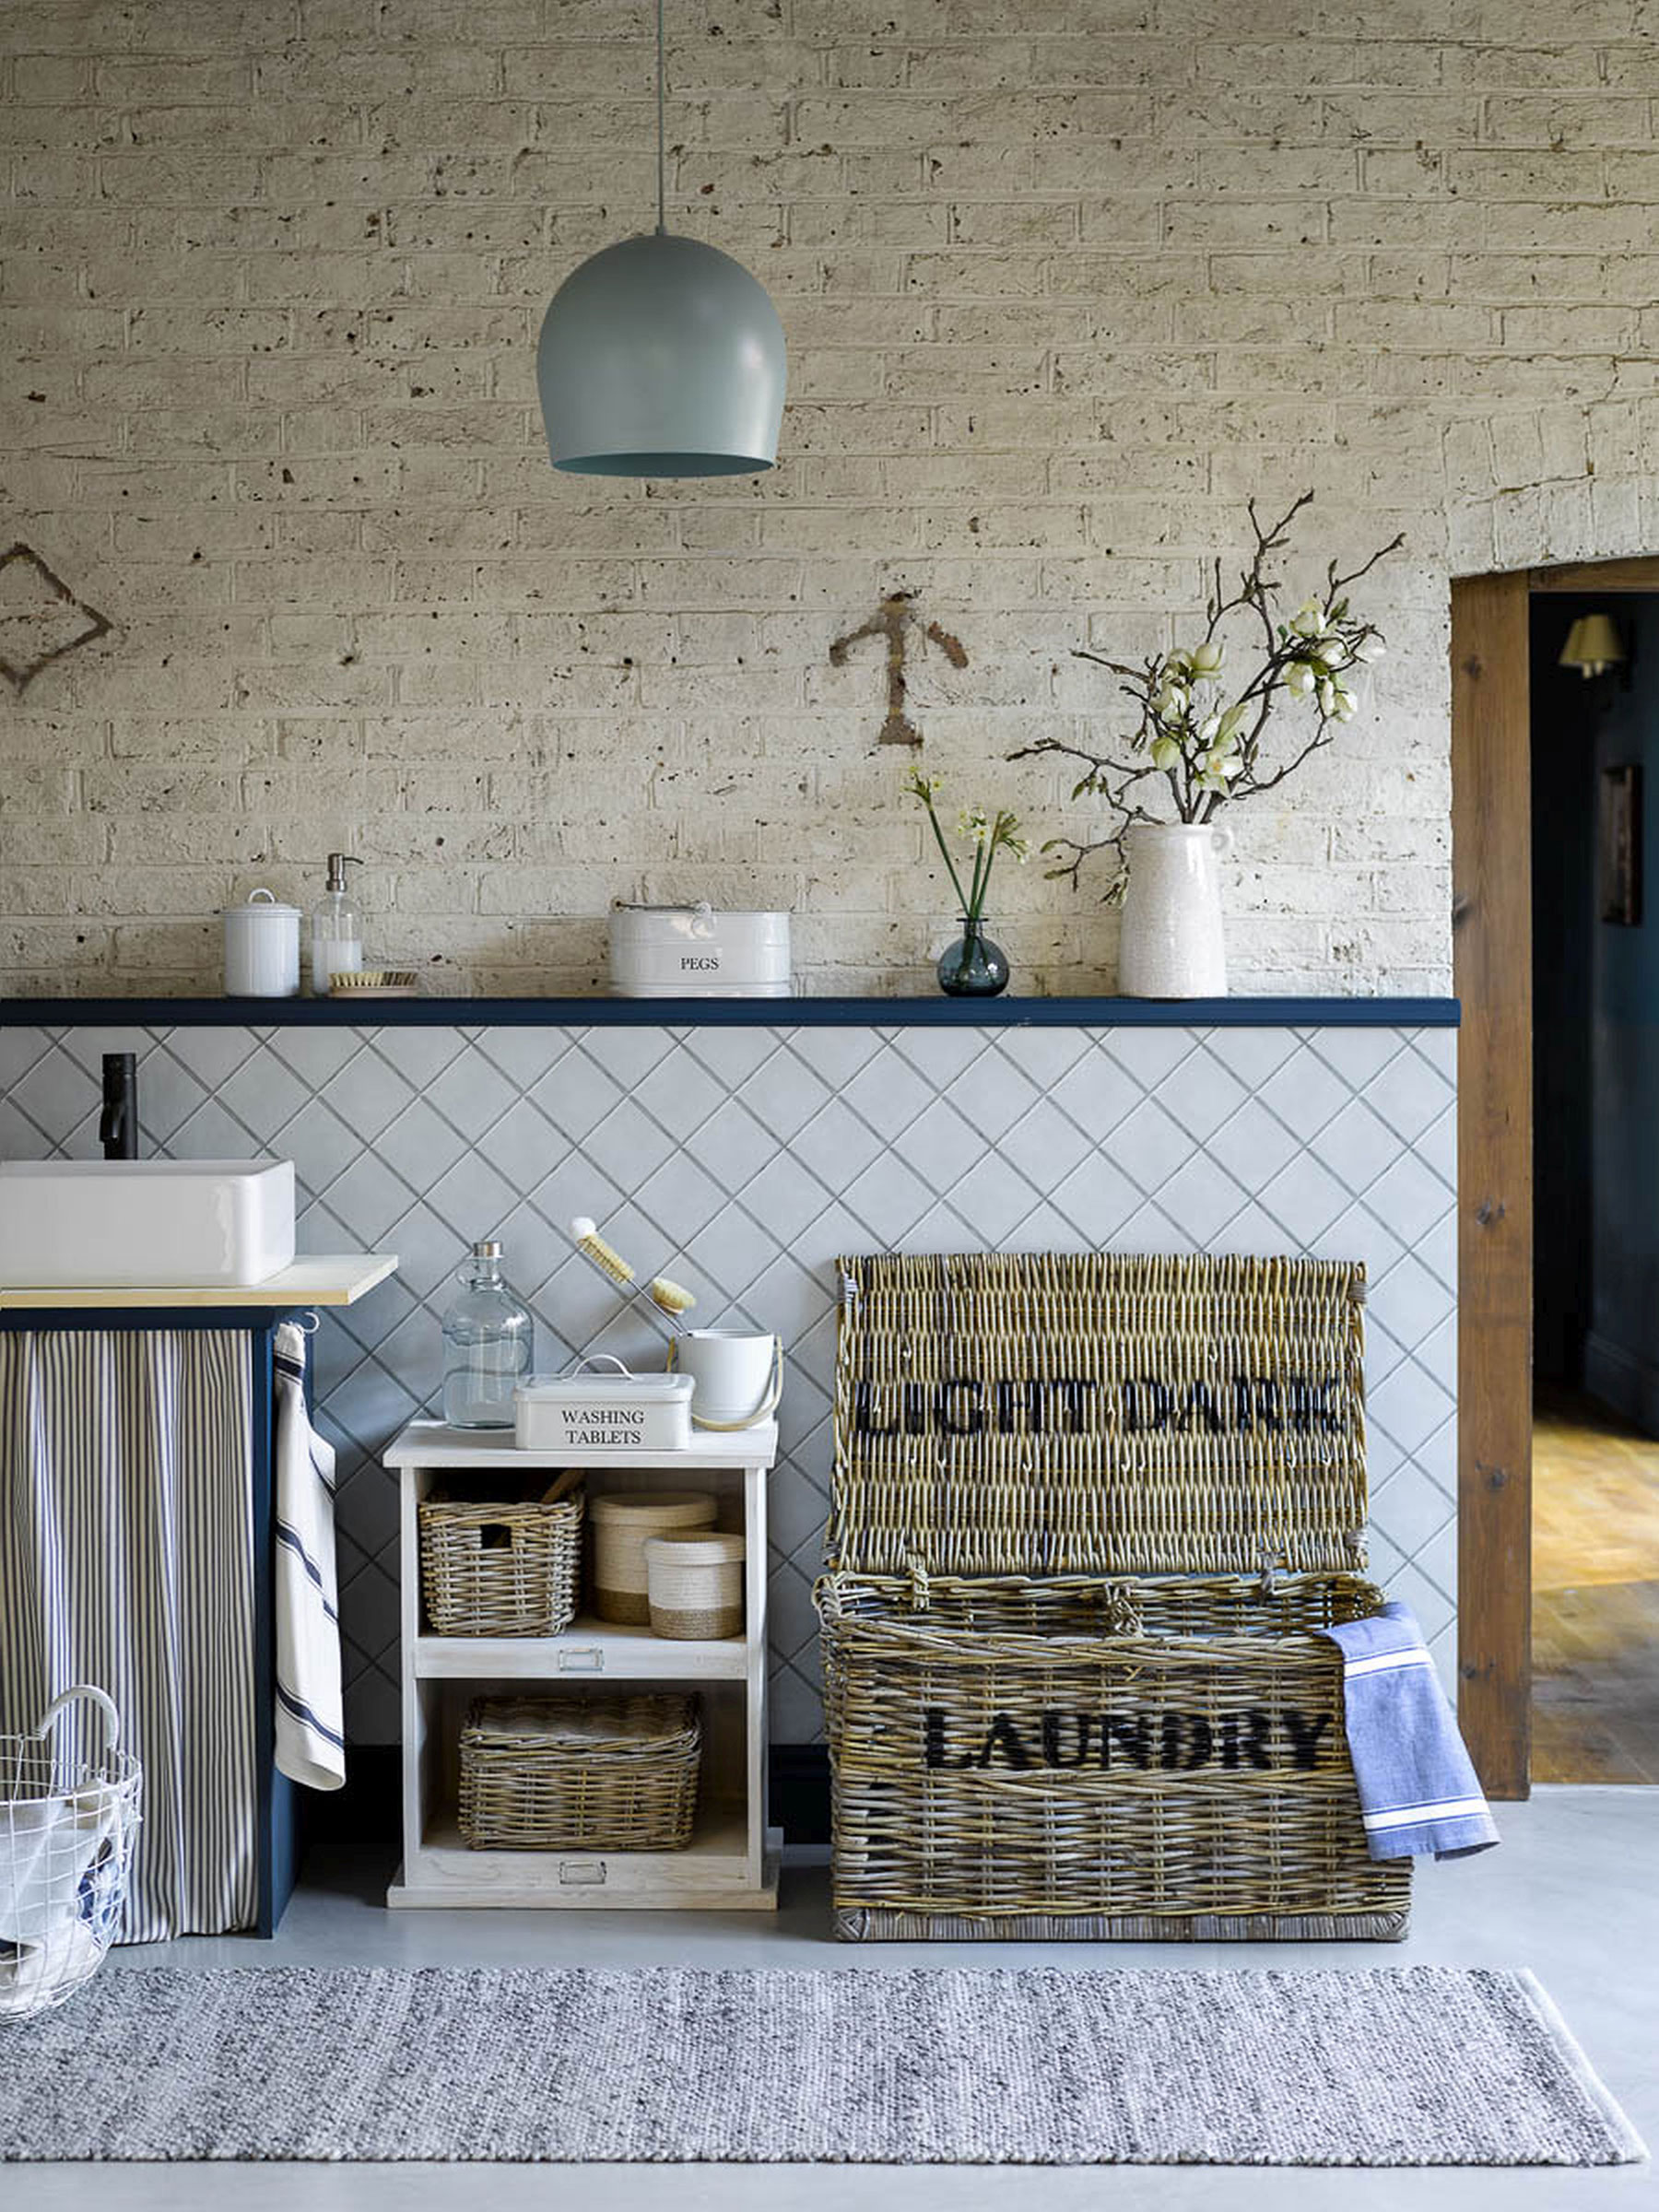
[609, 901, 792, 997]
[513, 1357, 695, 1453]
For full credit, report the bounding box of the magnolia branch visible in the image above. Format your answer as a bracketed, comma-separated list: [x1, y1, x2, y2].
[1010, 493, 1405, 899]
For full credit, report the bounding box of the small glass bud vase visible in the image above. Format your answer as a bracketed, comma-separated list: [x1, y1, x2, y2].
[936, 915, 1009, 998]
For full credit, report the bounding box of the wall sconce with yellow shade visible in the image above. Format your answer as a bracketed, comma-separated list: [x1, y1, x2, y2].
[1559, 612, 1627, 680]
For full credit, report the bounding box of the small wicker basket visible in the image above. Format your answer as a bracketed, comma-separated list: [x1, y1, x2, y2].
[645, 1530, 746, 1640]
[419, 1487, 583, 1638]
[457, 1694, 700, 1852]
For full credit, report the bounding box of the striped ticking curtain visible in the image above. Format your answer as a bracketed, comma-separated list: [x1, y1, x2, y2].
[0, 1329, 258, 1941]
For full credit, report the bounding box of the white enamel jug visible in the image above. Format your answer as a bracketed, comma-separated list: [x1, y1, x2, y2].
[1117, 822, 1234, 998]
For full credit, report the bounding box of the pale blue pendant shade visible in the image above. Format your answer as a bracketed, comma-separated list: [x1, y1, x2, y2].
[536, 233, 786, 477]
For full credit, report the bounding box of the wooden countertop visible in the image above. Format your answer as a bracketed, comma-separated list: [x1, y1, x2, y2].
[0, 1253, 397, 1311]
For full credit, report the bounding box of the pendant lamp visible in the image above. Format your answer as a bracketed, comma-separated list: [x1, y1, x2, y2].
[535, 0, 786, 477]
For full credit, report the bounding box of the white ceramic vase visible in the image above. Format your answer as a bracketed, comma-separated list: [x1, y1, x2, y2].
[1117, 821, 1235, 998]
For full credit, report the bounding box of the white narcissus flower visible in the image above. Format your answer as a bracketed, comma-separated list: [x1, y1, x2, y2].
[1189, 640, 1225, 676]
[1286, 661, 1316, 696]
[1288, 601, 1324, 639]
[1317, 677, 1335, 713]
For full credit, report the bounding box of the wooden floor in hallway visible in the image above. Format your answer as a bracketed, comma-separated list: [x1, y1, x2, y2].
[1532, 1391, 1659, 1783]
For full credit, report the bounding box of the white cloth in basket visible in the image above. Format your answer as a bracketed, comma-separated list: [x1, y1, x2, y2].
[0, 1781, 120, 2019]
[0, 1784, 120, 1947]
[0, 1918, 100, 2020]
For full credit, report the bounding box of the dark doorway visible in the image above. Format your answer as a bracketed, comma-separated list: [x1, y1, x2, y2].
[1529, 593, 1659, 1784]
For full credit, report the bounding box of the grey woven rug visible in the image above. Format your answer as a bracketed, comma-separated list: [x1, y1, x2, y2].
[0, 1965, 1642, 2166]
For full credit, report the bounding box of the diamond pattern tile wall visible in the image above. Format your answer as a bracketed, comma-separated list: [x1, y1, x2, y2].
[0, 1019, 1457, 1743]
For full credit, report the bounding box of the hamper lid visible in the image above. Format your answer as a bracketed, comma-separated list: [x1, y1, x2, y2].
[827, 1252, 1370, 1580]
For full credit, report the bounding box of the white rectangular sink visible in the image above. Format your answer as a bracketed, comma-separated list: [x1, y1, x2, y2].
[0, 1159, 296, 1288]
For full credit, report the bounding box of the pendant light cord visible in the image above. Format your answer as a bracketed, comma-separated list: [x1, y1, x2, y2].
[655, 0, 666, 235]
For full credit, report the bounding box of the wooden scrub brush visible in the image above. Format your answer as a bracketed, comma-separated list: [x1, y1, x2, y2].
[569, 1217, 696, 1325]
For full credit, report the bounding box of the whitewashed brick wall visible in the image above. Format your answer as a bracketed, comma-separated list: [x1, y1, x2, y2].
[2, 0, 1654, 998]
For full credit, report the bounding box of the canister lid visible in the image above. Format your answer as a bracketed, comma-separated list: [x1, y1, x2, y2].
[642, 1530, 745, 1564]
[588, 1491, 718, 1524]
[516, 1371, 695, 1404]
[224, 888, 301, 921]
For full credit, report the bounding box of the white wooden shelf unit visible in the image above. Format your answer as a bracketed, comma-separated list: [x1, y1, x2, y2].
[383, 1418, 780, 1912]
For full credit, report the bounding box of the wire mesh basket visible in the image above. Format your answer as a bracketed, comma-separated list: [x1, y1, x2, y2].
[0, 1686, 143, 2022]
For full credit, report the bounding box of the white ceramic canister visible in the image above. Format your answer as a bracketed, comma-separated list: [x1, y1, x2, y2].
[669, 1330, 782, 1430]
[1116, 822, 1234, 999]
[588, 1491, 718, 1625]
[223, 888, 302, 998]
[644, 1530, 746, 1641]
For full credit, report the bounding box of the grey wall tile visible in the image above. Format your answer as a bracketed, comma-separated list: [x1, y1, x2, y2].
[0, 1018, 1460, 1729]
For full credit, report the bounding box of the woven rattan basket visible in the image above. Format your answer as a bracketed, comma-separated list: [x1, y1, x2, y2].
[419, 1488, 583, 1638]
[456, 1694, 700, 1852]
[815, 1252, 1411, 1942]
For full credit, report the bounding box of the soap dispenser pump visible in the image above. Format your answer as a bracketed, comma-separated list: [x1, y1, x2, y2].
[311, 852, 363, 996]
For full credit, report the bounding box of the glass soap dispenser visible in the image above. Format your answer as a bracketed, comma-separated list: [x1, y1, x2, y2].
[311, 851, 363, 995]
[441, 1239, 535, 1430]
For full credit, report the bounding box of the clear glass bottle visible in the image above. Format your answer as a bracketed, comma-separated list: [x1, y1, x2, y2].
[311, 851, 363, 996]
[441, 1240, 535, 1430]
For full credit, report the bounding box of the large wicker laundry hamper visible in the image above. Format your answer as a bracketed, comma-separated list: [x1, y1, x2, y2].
[815, 1252, 1411, 1942]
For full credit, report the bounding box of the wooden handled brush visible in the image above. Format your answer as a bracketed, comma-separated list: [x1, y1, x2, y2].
[569, 1218, 697, 1324]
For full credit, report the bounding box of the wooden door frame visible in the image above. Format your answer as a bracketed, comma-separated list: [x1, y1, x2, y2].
[1452, 554, 1659, 1797]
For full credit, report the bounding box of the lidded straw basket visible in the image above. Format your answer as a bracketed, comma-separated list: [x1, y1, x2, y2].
[815, 1252, 1411, 1943]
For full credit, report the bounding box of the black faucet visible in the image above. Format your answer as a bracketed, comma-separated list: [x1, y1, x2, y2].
[99, 1052, 138, 1159]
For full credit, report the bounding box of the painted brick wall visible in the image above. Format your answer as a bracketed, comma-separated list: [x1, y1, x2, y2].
[2, 0, 1654, 997]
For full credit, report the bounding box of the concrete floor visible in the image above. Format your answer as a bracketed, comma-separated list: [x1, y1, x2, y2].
[7, 1785, 1654, 2210]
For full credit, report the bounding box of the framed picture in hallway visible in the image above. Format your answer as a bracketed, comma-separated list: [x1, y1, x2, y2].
[1600, 763, 1642, 926]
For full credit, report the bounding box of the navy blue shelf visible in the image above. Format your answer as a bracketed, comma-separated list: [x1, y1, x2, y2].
[0, 994, 1459, 1029]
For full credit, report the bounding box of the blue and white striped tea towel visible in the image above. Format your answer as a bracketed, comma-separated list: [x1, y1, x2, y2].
[1322, 1601, 1498, 1861]
[273, 1320, 346, 1792]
